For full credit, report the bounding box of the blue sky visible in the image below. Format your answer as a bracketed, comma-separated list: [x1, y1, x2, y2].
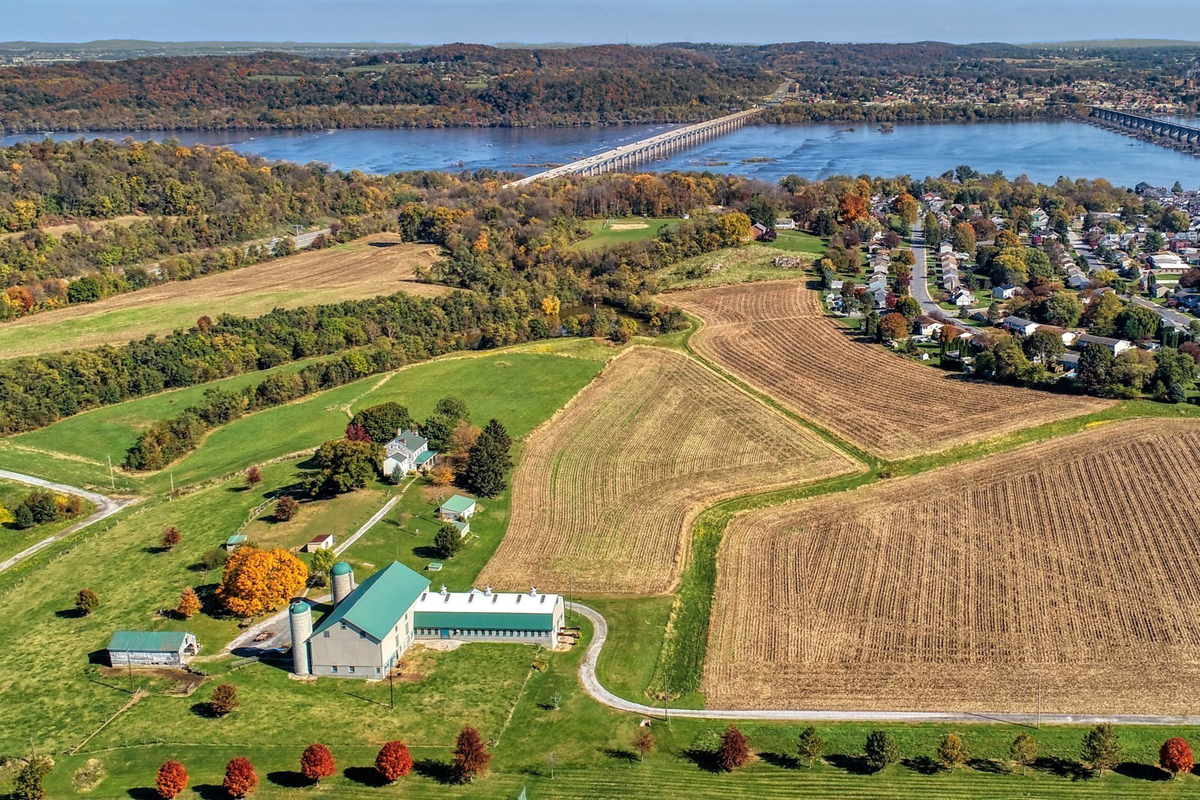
[5, 0, 1190, 45]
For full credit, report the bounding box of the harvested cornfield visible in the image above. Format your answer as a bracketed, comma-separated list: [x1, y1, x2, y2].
[704, 418, 1200, 714]
[670, 280, 1109, 459]
[479, 347, 859, 595]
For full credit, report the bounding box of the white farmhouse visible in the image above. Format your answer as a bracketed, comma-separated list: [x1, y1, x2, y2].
[383, 430, 436, 478]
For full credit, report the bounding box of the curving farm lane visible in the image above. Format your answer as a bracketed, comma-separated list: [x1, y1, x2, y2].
[0, 469, 132, 573]
[574, 602, 1200, 726]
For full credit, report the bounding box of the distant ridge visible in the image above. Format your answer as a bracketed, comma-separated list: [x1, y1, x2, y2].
[1025, 38, 1200, 48]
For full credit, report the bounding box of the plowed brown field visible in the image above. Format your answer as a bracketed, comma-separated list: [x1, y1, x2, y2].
[704, 418, 1200, 714]
[670, 280, 1109, 459]
[0, 234, 446, 358]
[478, 347, 860, 595]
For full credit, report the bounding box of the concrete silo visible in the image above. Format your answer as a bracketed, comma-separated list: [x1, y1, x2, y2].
[289, 600, 313, 676]
[331, 561, 355, 606]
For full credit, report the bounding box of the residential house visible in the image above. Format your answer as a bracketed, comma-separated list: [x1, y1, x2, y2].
[914, 315, 944, 337]
[992, 284, 1017, 299]
[1001, 316, 1039, 336]
[383, 430, 436, 478]
[774, 217, 797, 230]
[1076, 333, 1133, 355]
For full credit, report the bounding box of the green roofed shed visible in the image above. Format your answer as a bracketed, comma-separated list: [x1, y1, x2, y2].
[107, 630, 199, 666]
[312, 562, 430, 641]
[438, 494, 477, 520]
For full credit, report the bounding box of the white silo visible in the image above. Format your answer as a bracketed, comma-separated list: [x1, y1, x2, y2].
[289, 600, 313, 676]
[331, 561, 355, 606]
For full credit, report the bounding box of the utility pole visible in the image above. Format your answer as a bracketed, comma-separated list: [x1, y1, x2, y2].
[107, 454, 115, 490]
[169, 472, 174, 500]
[1036, 673, 1042, 730]
[389, 670, 394, 711]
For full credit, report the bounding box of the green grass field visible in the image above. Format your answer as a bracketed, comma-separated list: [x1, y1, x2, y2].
[0, 340, 609, 496]
[658, 244, 816, 291]
[573, 218, 682, 251]
[764, 229, 826, 256]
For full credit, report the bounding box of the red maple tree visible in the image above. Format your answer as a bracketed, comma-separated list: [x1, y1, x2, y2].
[300, 743, 336, 783]
[716, 724, 750, 771]
[452, 726, 491, 783]
[222, 757, 258, 798]
[375, 740, 413, 782]
[1160, 737, 1194, 779]
[155, 760, 188, 799]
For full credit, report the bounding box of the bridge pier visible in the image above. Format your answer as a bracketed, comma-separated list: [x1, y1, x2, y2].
[1088, 107, 1200, 157]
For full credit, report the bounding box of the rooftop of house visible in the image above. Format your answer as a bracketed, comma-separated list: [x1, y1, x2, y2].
[385, 430, 427, 457]
[312, 562, 431, 641]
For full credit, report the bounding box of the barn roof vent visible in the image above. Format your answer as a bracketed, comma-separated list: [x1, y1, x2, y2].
[529, 587, 538, 597]
[439, 585, 448, 595]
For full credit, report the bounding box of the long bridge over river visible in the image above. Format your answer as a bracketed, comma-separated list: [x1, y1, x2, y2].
[1089, 107, 1200, 154]
[504, 106, 763, 188]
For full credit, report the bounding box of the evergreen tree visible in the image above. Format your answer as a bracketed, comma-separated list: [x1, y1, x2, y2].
[434, 522, 464, 559]
[13, 757, 51, 800]
[12, 502, 34, 529]
[464, 419, 513, 497]
[864, 730, 900, 772]
[1080, 723, 1121, 776]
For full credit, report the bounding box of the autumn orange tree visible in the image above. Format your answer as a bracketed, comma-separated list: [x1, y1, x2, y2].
[300, 743, 336, 783]
[375, 740, 413, 782]
[452, 726, 491, 783]
[838, 192, 868, 222]
[176, 587, 200, 619]
[155, 760, 188, 799]
[1160, 737, 1193, 779]
[222, 757, 257, 798]
[878, 312, 910, 342]
[217, 546, 307, 617]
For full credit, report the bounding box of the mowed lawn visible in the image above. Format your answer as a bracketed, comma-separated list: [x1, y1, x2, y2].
[0, 235, 446, 359]
[27, 605, 1200, 798]
[0, 340, 610, 495]
[573, 217, 682, 250]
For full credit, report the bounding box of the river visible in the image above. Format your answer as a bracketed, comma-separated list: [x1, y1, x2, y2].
[3, 119, 1197, 188]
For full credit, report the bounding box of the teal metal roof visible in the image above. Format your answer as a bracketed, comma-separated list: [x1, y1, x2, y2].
[414, 450, 437, 465]
[439, 495, 476, 514]
[107, 630, 191, 652]
[290, 600, 310, 615]
[331, 561, 353, 576]
[225, 534, 247, 545]
[312, 562, 430, 641]
[414, 610, 555, 632]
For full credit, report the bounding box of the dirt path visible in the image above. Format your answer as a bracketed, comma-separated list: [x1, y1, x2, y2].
[0, 469, 133, 573]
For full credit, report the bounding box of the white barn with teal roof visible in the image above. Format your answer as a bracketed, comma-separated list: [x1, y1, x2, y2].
[290, 561, 564, 679]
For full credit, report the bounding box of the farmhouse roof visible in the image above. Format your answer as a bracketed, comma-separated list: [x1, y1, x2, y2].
[107, 630, 192, 653]
[312, 562, 431, 641]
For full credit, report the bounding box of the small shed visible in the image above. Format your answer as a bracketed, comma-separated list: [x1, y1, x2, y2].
[451, 519, 471, 538]
[303, 533, 335, 553]
[223, 534, 247, 551]
[438, 495, 477, 521]
[107, 630, 198, 667]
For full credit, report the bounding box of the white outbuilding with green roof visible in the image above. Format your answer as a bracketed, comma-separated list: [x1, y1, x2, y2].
[291, 561, 564, 679]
